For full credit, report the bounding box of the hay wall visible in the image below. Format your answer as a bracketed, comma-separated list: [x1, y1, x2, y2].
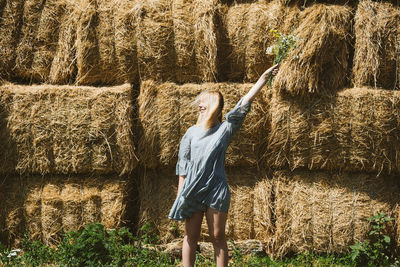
[0, 83, 136, 175]
[0, 0, 24, 80]
[14, 0, 46, 81]
[0, 174, 132, 247]
[267, 170, 399, 258]
[353, 0, 400, 89]
[31, 0, 65, 81]
[267, 87, 400, 175]
[220, 0, 300, 82]
[273, 4, 352, 96]
[138, 81, 269, 169]
[138, 167, 260, 243]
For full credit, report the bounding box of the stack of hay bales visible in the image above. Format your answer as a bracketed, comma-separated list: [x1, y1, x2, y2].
[0, 83, 136, 246]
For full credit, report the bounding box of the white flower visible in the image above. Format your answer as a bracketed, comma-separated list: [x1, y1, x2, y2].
[266, 44, 277, 55]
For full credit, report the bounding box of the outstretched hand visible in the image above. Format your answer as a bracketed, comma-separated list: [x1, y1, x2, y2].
[262, 63, 280, 78]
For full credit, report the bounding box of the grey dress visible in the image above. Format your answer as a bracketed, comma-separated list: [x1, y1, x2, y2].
[169, 98, 251, 221]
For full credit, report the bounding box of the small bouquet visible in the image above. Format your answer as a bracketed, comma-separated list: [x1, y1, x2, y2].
[266, 29, 298, 65]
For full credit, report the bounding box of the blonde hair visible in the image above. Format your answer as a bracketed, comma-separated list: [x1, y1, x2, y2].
[195, 90, 224, 129]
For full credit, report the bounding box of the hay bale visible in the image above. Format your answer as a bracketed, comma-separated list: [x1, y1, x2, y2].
[31, 0, 65, 81]
[193, 0, 219, 82]
[2, 178, 24, 247]
[220, 0, 300, 82]
[114, 0, 139, 84]
[94, 0, 121, 84]
[14, 0, 46, 81]
[138, 168, 185, 243]
[0, 0, 24, 79]
[81, 178, 102, 225]
[136, 0, 176, 82]
[0, 84, 136, 175]
[75, 0, 100, 85]
[273, 4, 352, 96]
[61, 179, 82, 232]
[253, 177, 273, 248]
[226, 168, 257, 240]
[269, 170, 399, 257]
[266, 87, 400, 175]
[353, 0, 400, 89]
[24, 177, 43, 241]
[41, 180, 63, 246]
[0, 91, 17, 174]
[138, 81, 269, 168]
[101, 178, 129, 229]
[48, 0, 78, 84]
[172, 0, 198, 83]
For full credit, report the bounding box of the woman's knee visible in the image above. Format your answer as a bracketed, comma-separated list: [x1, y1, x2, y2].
[210, 230, 226, 245]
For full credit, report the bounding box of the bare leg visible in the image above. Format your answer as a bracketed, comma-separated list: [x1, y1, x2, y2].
[205, 207, 228, 267]
[183, 211, 203, 267]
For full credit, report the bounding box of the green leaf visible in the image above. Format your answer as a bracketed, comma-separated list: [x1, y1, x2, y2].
[383, 235, 391, 244]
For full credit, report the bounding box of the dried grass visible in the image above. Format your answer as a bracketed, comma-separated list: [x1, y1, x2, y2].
[138, 81, 269, 168]
[14, 0, 45, 81]
[172, 0, 198, 83]
[31, 0, 65, 81]
[114, 0, 139, 84]
[0, 0, 24, 80]
[81, 178, 102, 225]
[353, 0, 400, 89]
[136, 0, 176, 82]
[0, 83, 136, 175]
[193, 0, 219, 82]
[266, 87, 400, 175]
[269, 170, 399, 258]
[253, 177, 273, 248]
[41, 179, 63, 246]
[101, 178, 129, 229]
[273, 4, 352, 96]
[138, 168, 185, 243]
[61, 179, 82, 232]
[24, 177, 43, 241]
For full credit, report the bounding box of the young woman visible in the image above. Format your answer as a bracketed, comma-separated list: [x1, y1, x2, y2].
[169, 64, 279, 267]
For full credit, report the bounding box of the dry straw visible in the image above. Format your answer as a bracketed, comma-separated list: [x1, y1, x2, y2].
[220, 0, 300, 82]
[61, 179, 82, 232]
[138, 81, 269, 169]
[136, 0, 176, 82]
[41, 179, 63, 246]
[1, 175, 132, 246]
[31, 0, 65, 81]
[353, 0, 400, 89]
[49, 0, 79, 84]
[14, 0, 45, 81]
[114, 0, 140, 84]
[273, 4, 352, 96]
[24, 177, 43, 241]
[267, 87, 400, 175]
[193, 0, 219, 82]
[267, 170, 399, 258]
[172, 0, 198, 83]
[0, 0, 24, 80]
[0, 83, 136, 175]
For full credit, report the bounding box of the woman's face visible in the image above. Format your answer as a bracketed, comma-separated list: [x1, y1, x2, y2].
[198, 96, 208, 114]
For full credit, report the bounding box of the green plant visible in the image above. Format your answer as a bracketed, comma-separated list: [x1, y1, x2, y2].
[350, 213, 395, 266]
[20, 234, 56, 265]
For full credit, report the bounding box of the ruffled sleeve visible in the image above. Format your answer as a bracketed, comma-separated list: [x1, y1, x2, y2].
[176, 128, 192, 176]
[225, 97, 251, 134]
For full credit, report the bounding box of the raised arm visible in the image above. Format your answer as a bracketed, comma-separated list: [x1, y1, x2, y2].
[241, 64, 279, 106]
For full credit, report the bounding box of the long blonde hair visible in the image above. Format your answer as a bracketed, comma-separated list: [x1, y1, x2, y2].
[195, 90, 224, 129]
